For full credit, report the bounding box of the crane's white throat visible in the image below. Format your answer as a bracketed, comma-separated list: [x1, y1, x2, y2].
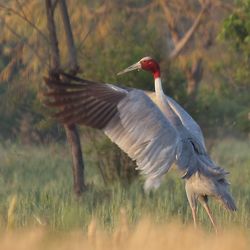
[155, 77, 165, 100]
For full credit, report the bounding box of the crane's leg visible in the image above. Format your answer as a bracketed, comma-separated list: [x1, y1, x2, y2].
[203, 202, 218, 233]
[191, 206, 197, 229]
[199, 196, 218, 233]
[185, 183, 198, 229]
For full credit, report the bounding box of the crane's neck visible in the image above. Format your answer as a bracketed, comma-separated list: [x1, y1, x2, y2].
[154, 76, 182, 127]
[154, 77, 165, 100]
[153, 68, 161, 79]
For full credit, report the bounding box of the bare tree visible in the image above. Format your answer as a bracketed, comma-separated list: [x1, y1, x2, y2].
[159, 0, 212, 102]
[45, 0, 85, 196]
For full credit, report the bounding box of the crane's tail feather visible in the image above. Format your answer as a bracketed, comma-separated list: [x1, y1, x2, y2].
[220, 192, 237, 211]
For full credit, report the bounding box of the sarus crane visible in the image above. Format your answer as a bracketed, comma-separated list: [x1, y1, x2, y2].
[43, 56, 236, 232]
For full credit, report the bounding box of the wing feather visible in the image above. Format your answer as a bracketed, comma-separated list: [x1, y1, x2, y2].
[43, 76, 126, 129]
[104, 90, 180, 189]
[146, 91, 207, 156]
[166, 96, 206, 150]
[43, 74, 182, 190]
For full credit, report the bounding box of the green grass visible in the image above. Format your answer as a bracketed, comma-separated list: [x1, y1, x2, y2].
[0, 138, 249, 231]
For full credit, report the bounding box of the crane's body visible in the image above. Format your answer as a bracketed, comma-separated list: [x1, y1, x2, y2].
[43, 57, 236, 232]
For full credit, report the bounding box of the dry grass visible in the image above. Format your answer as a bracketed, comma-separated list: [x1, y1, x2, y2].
[6, 195, 17, 230]
[0, 218, 249, 250]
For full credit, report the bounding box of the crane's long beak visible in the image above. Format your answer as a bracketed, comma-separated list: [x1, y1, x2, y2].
[117, 62, 141, 76]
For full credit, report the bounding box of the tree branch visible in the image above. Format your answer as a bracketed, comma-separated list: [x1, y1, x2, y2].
[214, 1, 234, 12]
[125, 2, 157, 14]
[77, 20, 98, 52]
[58, 0, 79, 73]
[168, 3, 210, 60]
[45, 0, 60, 73]
[0, 17, 48, 67]
[0, 3, 48, 43]
[52, 0, 60, 11]
[159, 0, 180, 44]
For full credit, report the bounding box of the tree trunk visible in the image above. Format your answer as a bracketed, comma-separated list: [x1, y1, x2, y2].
[185, 57, 203, 102]
[45, 0, 85, 196]
[58, 0, 79, 73]
[64, 125, 85, 195]
[45, 0, 60, 73]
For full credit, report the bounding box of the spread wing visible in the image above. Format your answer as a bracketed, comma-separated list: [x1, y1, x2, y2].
[43, 73, 181, 190]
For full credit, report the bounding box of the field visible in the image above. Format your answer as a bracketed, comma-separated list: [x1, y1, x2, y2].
[0, 137, 249, 249]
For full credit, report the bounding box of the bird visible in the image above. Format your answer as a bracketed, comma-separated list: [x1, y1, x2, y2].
[43, 56, 236, 232]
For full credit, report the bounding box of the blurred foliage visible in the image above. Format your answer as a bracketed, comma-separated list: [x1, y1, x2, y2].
[218, 0, 250, 134]
[220, 0, 250, 84]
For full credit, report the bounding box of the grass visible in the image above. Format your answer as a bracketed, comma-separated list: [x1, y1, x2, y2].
[0, 219, 250, 250]
[0, 137, 249, 234]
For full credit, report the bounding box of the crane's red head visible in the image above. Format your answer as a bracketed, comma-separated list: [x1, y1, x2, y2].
[117, 56, 161, 79]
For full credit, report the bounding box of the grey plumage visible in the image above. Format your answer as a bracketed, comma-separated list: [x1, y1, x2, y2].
[43, 72, 236, 231]
[145, 89, 236, 213]
[105, 89, 179, 190]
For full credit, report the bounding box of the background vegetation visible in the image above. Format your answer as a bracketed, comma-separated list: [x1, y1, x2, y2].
[0, 0, 249, 241]
[0, 0, 249, 142]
